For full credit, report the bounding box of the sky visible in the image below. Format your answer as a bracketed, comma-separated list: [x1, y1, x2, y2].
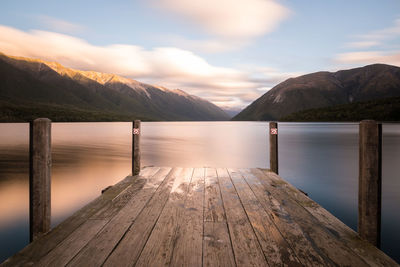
[0, 0, 399, 112]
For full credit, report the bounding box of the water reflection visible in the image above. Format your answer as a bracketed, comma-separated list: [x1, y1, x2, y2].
[0, 121, 399, 263]
[51, 123, 132, 225]
[142, 121, 267, 168]
[0, 122, 133, 262]
[279, 123, 359, 233]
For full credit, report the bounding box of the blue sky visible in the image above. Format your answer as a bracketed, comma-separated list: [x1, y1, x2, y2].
[1, 0, 399, 111]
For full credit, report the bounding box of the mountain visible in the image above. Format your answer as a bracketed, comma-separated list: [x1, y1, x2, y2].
[233, 64, 400, 121]
[281, 96, 400, 122]
[0, 53, 230, 121]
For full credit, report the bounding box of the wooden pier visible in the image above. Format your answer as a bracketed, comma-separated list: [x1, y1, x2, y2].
[1, 119, 398, 266]
[1, 167, 397, 266]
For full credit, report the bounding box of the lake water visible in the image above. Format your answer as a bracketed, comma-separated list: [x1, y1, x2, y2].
[0, 121, 399, 263]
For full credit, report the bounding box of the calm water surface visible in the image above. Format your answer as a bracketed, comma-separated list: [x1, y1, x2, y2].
[0, 122, 399, 263]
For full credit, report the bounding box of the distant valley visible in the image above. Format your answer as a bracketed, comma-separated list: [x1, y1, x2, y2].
[234, 64, 400, 121]
[0, 52, 230, 122]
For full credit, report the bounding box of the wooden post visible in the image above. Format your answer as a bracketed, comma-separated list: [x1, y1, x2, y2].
[132, 120, 141, 176]
[358, 120, 382, 248]
[269, 122, 278, 174]
[29, 118, 51, 242]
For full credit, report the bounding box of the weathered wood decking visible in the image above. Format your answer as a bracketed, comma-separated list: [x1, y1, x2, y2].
[2, 167, 397, 266]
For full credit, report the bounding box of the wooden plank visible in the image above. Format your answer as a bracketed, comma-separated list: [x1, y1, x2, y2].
[204, 168, 225, 223]
[2, 167, 157, 266]
[103, 168, 185, 267]
[1, 169, 152, 267]
[36, 219, 108, 266]
[4, 165, 396, 267]
[133, 168, 194, 267]
[170, 168, 204, 267]
[238, 168, 327, 266]
[260, 169, 398, 267]
[359, 120, 382, 247]
[216, 168, 267, 267]
[24, 167, 161, 267]
[203, 168, 236, 267]
[29, 118, 52, 242]
[203, 223, 236, 267]
[66, 167, 171, 266]
[89, 167, 159, 220]
[250, 168, 370, 266]
[227, 168, 302, 266]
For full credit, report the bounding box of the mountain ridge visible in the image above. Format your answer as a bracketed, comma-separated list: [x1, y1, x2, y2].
[233, 63, 400, 121]
[0, 52, 230, 121]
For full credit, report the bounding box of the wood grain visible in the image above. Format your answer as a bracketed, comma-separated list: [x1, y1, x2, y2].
[170, 168, 204, 267]
[203, 168, 236, 267]
[260, 168, 398, 267]
[269, 121, 278, 174]
[216, 168, 267, 267]
[250, 168, 370, 266]
[134, 168, 193, 266]
[132, 120, 141, 176]
[1, 172, 145, 267]
[240, 168, 327, 266]
[3, 167, 397, 267]
[66, 167, 170, 266]
[359, 120, 382, 247]
[29, 118, 52, 242]
[37, 219, 108, 266]
[228, 168, 302, 266]
[103, 168, 183, 267]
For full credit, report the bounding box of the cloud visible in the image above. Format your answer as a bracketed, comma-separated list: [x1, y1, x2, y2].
[358, 18, 400, 42]
[346, 41, 381, 49]
[152, 0, 290, 51]
[36, 15, 85, 34]
[336, 18, 400, 67]
[336, 51, 400, 66]
[0, 25, 296, 109]
[154, 34, 248, 53]
[257, 86, 272, 92]
[240, 65, 303, 84]
[345, 18, 400, 49]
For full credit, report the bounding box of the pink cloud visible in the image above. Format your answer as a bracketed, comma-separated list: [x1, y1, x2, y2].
[153, 0, 290, 39]
[0, 25, 296, 109]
